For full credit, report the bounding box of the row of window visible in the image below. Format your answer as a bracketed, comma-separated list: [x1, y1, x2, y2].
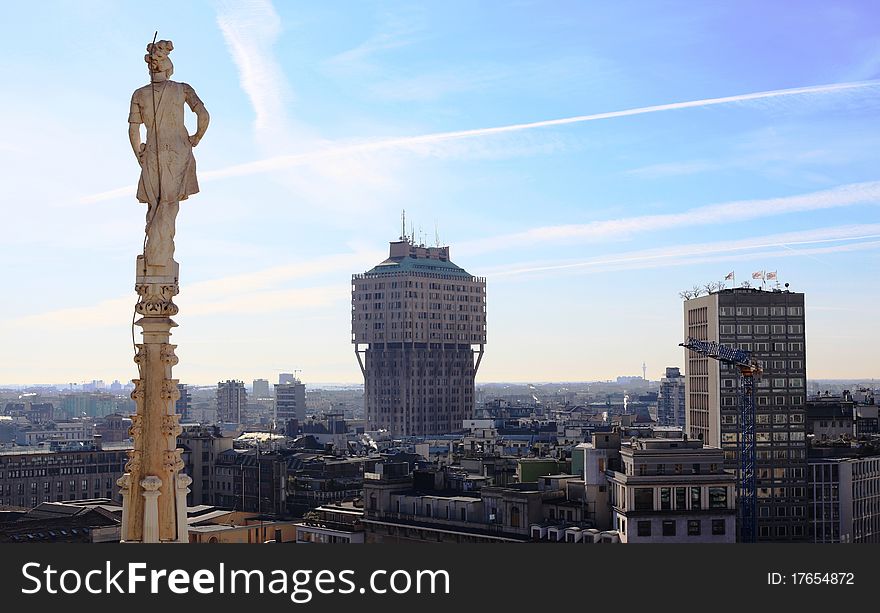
[719, 306, 802, 316]
[629, 518, 727, 538]
[720, 324, 803, 335]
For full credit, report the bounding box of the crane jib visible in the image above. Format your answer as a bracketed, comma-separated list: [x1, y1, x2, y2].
[681, 336, 751, 366]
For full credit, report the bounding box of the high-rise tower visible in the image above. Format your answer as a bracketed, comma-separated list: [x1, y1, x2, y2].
[683, 286, 808, 541]
[352, 236, 486, 436]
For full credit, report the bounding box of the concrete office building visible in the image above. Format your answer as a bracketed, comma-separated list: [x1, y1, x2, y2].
[683, 287, 808, 541]
[178, 425, 235, 506]
[217, 380, 247, 425]
[352, 235, 486, 436]
[275, 379, 307, 425]
[176, 384, 192, 422]
[252, 379, 270, 400]
[607, 438, 737, 543]
[808, 453, 880, 543]
[657, 367, 686, 427]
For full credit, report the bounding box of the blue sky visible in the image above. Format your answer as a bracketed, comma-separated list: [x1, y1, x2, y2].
[1, 0, 879, 385]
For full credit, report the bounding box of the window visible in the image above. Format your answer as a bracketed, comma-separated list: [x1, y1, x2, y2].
[688, 520, 702, 536]
[637, 521, 652, 537]
[712, 520, 726, 535]
[660, 488, 671, 510]
[662, 520, 676, 536]
[754, 325, 769, 334]
[737, 325, 752, 334]
[720, 325, 735, 334]
[709, 487, 728, 509]
[634, 488, 654, 511]
[736, 307, 752, 316]
[510, 506, 520, 528]
[691, 487, 702, 510]
[787, 325, 803, 334]
[675, 487, 687, 510]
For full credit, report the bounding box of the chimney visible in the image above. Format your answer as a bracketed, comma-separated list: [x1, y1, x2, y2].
[93, 434, 103, 451]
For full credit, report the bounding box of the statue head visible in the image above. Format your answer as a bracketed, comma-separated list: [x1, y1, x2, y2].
[145, 40, 174, 81]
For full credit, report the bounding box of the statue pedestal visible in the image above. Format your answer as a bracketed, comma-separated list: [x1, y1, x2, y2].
[118, 255, 189, 543]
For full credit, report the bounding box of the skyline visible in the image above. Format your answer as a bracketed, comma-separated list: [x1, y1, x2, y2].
[2, 1, 880, 384]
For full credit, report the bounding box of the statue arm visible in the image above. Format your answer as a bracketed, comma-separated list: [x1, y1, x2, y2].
[128, 123, 145, 163]
[128, 92, 145, 163]
[191, 105, 210, 148]
[184, 83, 210, 147]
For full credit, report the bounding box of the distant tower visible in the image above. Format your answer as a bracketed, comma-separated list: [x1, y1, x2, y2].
[642, 362, 647, 380]
[352, 234, 486, 436]
[216, 380, 247, 424]
[275, 377, 306, 427]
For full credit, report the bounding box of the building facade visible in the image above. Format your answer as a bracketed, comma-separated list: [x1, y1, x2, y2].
[607, 438, 737, 543]
[808, 453, 880, 543]
[0, 441, 131, 508]
[178, 425, 235, 506]
[176, 384, 192, 422]
[684, 287, 808, 541]
[275, 380, 307, 425]
[252, 379, 270, 400]
[217, 380, 247, 425]
[352, 237, 486, 436]
[657, 367, 686, 427]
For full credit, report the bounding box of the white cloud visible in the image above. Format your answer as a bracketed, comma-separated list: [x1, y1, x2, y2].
[482, 225, 880, 278]
[74, 79, 880, 205]
[459, 181, 880, 256]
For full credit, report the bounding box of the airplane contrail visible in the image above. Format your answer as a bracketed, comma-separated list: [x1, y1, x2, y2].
[78, 79, 880, 204]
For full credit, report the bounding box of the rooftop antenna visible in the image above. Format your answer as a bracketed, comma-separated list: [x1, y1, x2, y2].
[400, 209, 406, 240]
[434, 220, 440, 247]
[410, 222, 415, 244]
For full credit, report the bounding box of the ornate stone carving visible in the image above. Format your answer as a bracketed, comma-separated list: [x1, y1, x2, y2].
[141, 475, 163, 492]
[176, 473, 193, 490]
[161, 379, 181, 402]
[125, 449, 142, 474]
[161, 414, 182, 438]
[133, 344, 146, 366]
[116, 473, 132, 491]
[128, 414, 143, 440]
[160, 344, 179, 366]
[130, 379, 145, 402]
[135, 283, 180, 316]
[163, 449, 185, 473]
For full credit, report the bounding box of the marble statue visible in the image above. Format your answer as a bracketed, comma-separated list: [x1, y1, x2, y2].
[121, 38, 205, 543]
[128, 40, 209, 269]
